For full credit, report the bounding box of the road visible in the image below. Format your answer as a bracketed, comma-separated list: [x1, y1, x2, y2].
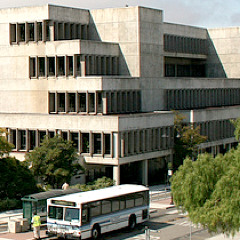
[45, 207, 217, 240]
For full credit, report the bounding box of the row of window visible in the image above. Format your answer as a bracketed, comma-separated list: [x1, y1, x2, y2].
[30, 54, 119, 78]
[166, 88, 240, 110]
[10, 21, 50, 43]
[164, 34, 208, 55]
[8, 128, 112, 156]
[81, 191, 149, 223]
[10, 21, 89, 44]
[165, 63, 206, 77]
[120, 127, 174, 157]
[49, 90, 142, 115]
[197, 119, 235, 142]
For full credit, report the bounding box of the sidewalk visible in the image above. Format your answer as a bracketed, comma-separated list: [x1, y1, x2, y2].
[0, 229, 48, 240]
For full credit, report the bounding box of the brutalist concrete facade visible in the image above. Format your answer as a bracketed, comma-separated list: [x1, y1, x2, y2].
[1, 4, 240, 185]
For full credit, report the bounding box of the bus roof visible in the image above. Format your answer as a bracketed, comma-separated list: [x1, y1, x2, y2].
[47, 184, 148, 205]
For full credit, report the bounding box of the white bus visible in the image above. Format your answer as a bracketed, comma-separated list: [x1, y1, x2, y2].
[46, 184, 149, 239]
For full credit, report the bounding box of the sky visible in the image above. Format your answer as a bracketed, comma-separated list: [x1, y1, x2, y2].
[0, 0, 240, 28]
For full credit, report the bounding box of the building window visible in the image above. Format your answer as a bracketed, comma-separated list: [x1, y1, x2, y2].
[19, 130, 26, 150]
[82, 133, 90, 153]
[88, 93, 95, 113]
[57, 93, 66, 112]
[67, 56, 73, 76]
[97, 92, 103, 113]
[68, 93, 76, 112]
[37, 22, 42, 41]
[62, 131, 68, 140]
[49, 93, 56, 113]
[104, 134, 111, 155]
[70, 132, 79, 150]
[78, 93, 87, 112]
[93, 133, 102, 154]
[57, 56, 65, 76]
[29, 130, 36, 150]
[38, 57, 46, 77]
[46, 21, 50, 41]
[18, 23, 25, 42]
[48, 131, 55, 138]
[30, 57, 36, 78]
[39, 130, 46, 144]
[10, 24, 17, 43]
[28, 23, 35, 41]
[10, 129, 17, 149]
[47, 57, 55, 77]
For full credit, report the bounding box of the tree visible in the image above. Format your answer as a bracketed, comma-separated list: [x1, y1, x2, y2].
[171, 147, 240, 236]
[25, 135, 83, 188]
[173, 111, 207, 169]
[0, 128, 38, 211]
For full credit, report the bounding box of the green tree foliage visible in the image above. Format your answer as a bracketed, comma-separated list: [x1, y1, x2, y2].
[171, 148, 240, 236]
[0, 128, 38, 211]
[0, 157, 39, 210]
[0, 128, 14, 157]
[173, 111, 207, 169]
[25, 135, 83, 188]
[72, 177, 115, 191]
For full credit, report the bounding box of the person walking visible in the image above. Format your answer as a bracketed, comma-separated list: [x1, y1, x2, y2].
[32, 211, 41, 240]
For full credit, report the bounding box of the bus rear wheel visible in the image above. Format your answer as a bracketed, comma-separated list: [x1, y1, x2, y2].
[91, 224, 101, 239]
[128, 214, 136, 230]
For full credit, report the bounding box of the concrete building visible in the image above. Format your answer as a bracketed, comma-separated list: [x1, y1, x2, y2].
[0, 4, 239, 185]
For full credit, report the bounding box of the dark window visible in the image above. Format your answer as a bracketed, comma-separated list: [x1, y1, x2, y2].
[19, 130, 26, 150]
[10, 24, 17, 43]
[37, 22, 42, 41]
[39, 130, 46, 144]
[112, 198, 120, 212]
[79, 93, 87, 112]
[126, 194, 135, 208]
[29, 130, 36, 150]
[88, 93, 95, 113]
[70, 132, 79, 150]
[57, 56, 65, 76]
[81, 205, 89, 225]
[18, 23, 25, 42]
[64, 208, 79, 222]
[104, 134, 111, 155]
[48, 57, 55, 77]
[57, 93, 65, 112]
[102, 200, 111, 214]
[10, 129, 17, 149]
[38, 57, 45, 77]
[67, 56, 73, 76]
[28, 23, 34, 41]
[93, 133, 102, 154]
[48, 206, 63, 220]
[68, 93, 76, 112]
[82, 133, 89, 153]
[89, 201, 101, 217]
[62, 132, 68, 140]
[30, 57, 36, 78]
[49, 93, 56, 112]
[46, 21, 50, 41]
[97, 92, 102, 113]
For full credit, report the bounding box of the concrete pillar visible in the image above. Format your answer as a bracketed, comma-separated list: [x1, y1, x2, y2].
[142, 159, 148, 186]
[113, 165, 120, 185]
[81, 55, 86, 77]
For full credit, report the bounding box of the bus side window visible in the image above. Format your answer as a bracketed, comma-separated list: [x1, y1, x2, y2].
[81, 204, 89, 225]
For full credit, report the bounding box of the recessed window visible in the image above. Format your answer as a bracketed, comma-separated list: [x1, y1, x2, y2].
[78, 93, 87, 113]
[68, 93, 76, 112]
[38, 57, 46, 77]
[88, 93, 95, 113]
[29, 130, 36, 150]
[19, 130, 26, 150]
[28, 23, 35, 41]
[104, 134, 111, 155]
[82, 133, 90, 153]
[57, 93, 66, 112]
[67, 56, 73, 76]
[49, 93, 56, 113]
[57, 56, 65, 76]
[30, 57, 36, 78]
[47, 57, 55, 77]
[10, 24, 17, 43]
[37, 22, 42, 41]
[18, 23, 25, 42]
[93, 133, 102, 154]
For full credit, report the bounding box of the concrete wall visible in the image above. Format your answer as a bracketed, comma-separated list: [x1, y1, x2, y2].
[207, 27, 240, 78]
[90, 6, 141, 77]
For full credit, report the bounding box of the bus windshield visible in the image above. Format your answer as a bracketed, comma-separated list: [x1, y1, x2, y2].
[65, 208, 79, 222]
[48, 206, 79, 223]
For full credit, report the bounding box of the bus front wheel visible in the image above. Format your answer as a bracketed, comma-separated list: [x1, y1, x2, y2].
[128, 215, 136, 230]
[91, 224, 101, 239]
